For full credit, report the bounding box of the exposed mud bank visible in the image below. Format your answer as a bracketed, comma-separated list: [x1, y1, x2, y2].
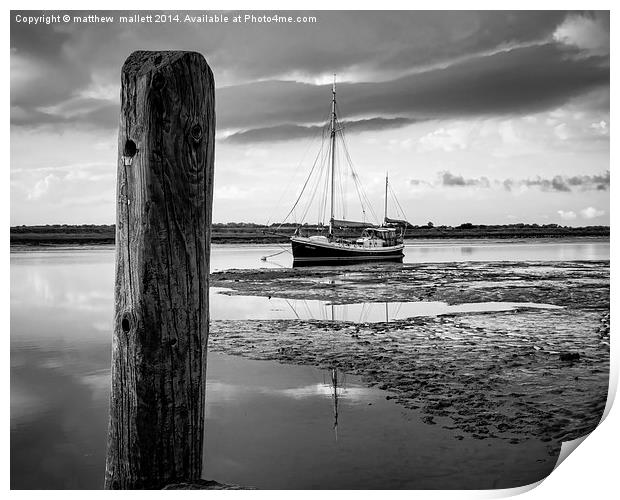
[209, 261, 609, 449]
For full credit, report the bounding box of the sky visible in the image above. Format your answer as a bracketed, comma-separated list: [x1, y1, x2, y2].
[10, 10, 610, 226]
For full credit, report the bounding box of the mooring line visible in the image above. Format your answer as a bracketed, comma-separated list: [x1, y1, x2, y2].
[260, 247, 292, 261]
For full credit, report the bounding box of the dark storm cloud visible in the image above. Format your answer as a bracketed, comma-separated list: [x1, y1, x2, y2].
[14, 10, 563, 87]
[10, 11, 609, 132]
[217, 43, 609, 131]
[225, 117, 418, 143]
[10, 17, 94, 109]
[10, 16, 71, 57]
[211, 10, 569, 81]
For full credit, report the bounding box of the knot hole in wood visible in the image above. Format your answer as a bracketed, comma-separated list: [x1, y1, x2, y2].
[122, 139, 137, 166]
[190, 124, 203, 143]
[121, 312, 132, 333]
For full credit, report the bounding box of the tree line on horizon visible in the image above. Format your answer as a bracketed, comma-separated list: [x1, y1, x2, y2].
[10, 222, 610, 232]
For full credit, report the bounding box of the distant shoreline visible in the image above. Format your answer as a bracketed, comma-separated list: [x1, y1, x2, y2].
[10, 223, 610, 247]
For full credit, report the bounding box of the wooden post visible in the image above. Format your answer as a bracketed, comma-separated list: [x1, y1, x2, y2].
[104, 51, 215, 489]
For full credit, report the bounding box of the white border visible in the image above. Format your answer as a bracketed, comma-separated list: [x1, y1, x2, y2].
[5, 1, 616, 497]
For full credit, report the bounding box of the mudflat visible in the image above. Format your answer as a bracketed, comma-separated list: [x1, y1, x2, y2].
[210, 260, 610, 453]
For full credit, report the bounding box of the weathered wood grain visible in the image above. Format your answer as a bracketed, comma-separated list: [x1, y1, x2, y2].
[104, 51, 215, 489]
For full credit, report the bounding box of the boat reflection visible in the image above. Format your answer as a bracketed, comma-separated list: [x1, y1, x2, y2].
[282, 298, 412, 324]
[328, 368, 343, 441]
[325, 303, 345, 441]
[211, 288, 562, 324]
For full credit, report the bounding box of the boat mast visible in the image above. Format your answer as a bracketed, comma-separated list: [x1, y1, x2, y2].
[384, 172, 389, 225]
[329, 74, 337, 236]
[331, 368, 339, 441]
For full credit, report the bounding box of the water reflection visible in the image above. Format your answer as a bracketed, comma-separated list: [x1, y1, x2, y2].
[10, 243, 605, 489]
[209, 366, 346, 440]
[203, 353, 555, 489]
[329, 368, 342, 441]
[212, 288, 562, 323]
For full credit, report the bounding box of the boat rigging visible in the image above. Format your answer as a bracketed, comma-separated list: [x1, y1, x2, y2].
[280, 75, 409, 266]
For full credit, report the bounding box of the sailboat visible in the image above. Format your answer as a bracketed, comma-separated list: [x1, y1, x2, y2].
[290, 77, 407, 266]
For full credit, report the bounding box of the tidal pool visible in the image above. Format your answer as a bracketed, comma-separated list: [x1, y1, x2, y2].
[211, 286, 562, 323]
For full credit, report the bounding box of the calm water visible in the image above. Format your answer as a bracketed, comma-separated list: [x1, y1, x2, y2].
[212, 238, 609, 270]
[10, 239, 609, 489]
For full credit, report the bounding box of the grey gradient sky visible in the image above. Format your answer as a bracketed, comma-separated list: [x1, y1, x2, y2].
[10, 10, 610, 226]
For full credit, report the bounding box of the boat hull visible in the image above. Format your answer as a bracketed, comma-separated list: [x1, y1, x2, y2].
[291, 237, 404, 266]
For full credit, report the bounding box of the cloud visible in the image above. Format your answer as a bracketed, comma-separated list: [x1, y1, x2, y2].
[12, 11, 568, 93]
[558, 206, 605, 221]
[10, 48, 93, 111]
[16, 163, 115, 204]
[406, 171, 492, 189]
[505, 172, 609, 192]
[580, 206, 604, 219]
[11, 100, 118, 130]
[9, 12, 610, 227]
[440, 171, 490, 188]
[218, 11, 568, 83]
[553, 13, 610, 56]
[558, 210, 577, 221]
[522, 175, 571, 192]
[27, 174, 61, 200]
[565, 171, 610, 190]
[519, 171, 609, 192]
[411, 171, 609, 193]
[225, 117, 418, 143]
[418, 126, 469, 152]
[10, 12, 609, 134]
[216, 42, 608, 132]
